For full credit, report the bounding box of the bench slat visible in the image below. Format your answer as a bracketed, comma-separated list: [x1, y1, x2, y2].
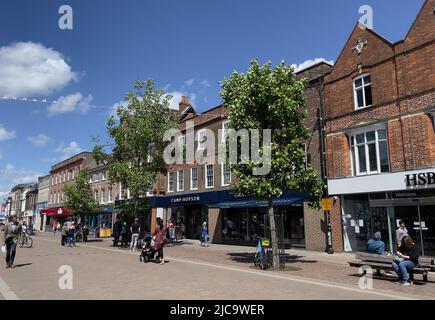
[348, 261, 430, 273]
[355, 253, 435, 269]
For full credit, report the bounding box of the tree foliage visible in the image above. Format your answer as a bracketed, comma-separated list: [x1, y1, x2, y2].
[63, 170, 99, 217]
[220, 60, 324, 208]
[93, 80, 178, 218]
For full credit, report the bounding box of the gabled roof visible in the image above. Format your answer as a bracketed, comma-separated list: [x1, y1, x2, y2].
[328, 22, 394, 76]
[403, 0, 432, 41]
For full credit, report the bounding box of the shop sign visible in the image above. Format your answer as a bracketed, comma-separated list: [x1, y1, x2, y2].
[405, 172, 435, 187]
[171, 196, 200, 204]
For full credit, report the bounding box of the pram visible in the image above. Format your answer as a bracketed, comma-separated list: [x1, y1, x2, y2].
[139, 236, 156, 263]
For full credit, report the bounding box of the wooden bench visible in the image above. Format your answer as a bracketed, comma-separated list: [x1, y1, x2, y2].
[348, 253, 435, 282]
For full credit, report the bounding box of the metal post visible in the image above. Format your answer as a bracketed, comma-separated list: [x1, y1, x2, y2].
[417, 205, 424, 257]
[327, 211, 334, 254]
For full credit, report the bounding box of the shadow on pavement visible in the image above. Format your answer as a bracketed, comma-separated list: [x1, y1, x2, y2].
[349, 273, 433, 285]
[14, 263, 33, 268]
[226, 252, 318, 264]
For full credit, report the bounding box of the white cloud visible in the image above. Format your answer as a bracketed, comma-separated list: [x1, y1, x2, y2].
[200, 80, 211, 88]
[184, 78, 195, 87]
[291, 58, 334, 73]
[0, 125, 16, 141]
[28, 134, 51, 147]
[0, 163, 41, 185]
[109, 101, 128, 119]
[55, 141, 82, 161]
[166, 91, 197, 110]
[0, 42, 78, 97]
[47, 92, 93, 116]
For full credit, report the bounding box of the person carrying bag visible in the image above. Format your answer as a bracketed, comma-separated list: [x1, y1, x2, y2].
[3, 215, 22, 269]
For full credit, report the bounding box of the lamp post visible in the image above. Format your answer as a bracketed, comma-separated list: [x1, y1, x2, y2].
[7, 196, 12, 218]
[326, 210, 334, 255]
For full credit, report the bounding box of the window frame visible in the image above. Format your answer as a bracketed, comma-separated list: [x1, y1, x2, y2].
[205, 164, 214, 189]
[349, 126, 390, 176]
[177, 170, 184, 191]
[221, 121, 229, 143]
[221, 163, 231, 186]
[197, 129, 206, 151]
[168, 172, 175, 193]
[190, 167, 198, 190]
[353, 73, 373, 110]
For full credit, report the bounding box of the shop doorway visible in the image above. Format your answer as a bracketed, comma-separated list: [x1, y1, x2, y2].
[172, 205, 204, 240]
[394, 205, 435, 257]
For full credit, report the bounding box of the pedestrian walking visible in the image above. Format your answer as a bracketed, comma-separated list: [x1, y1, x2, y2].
[2, 215, 22, 268]
[61, 222, 68, 246]
[130, 218, 140, 251]
[152, 218, 167, 265]
[113, 217, 122, 247]
[67, 223, 76, 247]
[56, 221, 61, 235]
[120, 222, 128, 248]
[200, 221, 209, 247]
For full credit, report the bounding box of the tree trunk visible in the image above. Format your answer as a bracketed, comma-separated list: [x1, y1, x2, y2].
[268, 199, 279, 269]
[81, 213, 85, 242]
[134, 199, 139, 219]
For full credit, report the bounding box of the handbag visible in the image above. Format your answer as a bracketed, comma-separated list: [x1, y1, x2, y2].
[1, 245, 6, 254]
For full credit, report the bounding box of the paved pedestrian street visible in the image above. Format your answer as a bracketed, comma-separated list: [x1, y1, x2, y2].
[1, 233, 434, 300]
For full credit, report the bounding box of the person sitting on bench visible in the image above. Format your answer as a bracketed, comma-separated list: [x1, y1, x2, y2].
[367, 231, 385, 255]
[392, 235, 420, 286]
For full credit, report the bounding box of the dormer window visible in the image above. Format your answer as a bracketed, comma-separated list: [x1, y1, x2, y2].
[354, 74, 372, 109]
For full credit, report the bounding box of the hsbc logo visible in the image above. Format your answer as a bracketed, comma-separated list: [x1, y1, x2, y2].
[406, 172, 435, 187]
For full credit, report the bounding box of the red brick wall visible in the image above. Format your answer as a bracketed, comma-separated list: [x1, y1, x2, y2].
[324, 0, 435, 179]
[402, 0, 435, 48]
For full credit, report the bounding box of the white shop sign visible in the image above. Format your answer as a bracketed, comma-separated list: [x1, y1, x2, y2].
[328, 168, 435, 195]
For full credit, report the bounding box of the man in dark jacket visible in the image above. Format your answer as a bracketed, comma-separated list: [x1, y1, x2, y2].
[61, 223, 68, 246]
[3, 215, 22, 268]
[113, 218, 122, 247]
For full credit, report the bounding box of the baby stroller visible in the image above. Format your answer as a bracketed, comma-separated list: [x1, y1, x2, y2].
[139, 236, 155, 263]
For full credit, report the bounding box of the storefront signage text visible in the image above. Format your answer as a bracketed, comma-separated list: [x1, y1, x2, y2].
[406, 172, 435, 187]
[171, 196, 200, 204]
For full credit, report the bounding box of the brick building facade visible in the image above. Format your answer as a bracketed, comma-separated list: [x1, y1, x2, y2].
[43, 152, 97, 228]
[325, 0, 435, 255]
[149, 62, 333, 251]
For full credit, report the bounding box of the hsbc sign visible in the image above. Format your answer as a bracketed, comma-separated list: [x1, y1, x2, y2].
[406, 172, 435, 187]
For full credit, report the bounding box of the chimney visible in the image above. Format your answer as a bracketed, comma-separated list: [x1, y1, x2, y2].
[179, 96, 190, 113]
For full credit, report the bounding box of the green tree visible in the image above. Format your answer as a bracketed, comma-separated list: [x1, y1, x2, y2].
[63, 170, 99, 226]
[93, 80, 178, 221]
[220, 60, 324, 268]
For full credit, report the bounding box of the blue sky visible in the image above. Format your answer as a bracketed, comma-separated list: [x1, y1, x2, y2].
[0, 0, 425, 200]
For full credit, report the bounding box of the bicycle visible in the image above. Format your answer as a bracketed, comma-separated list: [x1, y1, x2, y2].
[19, 234, 33, 248]
[254, 238, 271, 270]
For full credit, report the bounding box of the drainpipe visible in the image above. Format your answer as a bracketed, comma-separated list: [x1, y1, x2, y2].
[318, 78, 327, 181]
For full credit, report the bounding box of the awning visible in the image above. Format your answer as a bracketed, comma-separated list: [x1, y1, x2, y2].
[40, 207, 72, 217]
[209, 195, 305, 209]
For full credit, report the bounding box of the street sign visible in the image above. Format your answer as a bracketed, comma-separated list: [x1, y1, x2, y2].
[321, 198, 333, 211]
